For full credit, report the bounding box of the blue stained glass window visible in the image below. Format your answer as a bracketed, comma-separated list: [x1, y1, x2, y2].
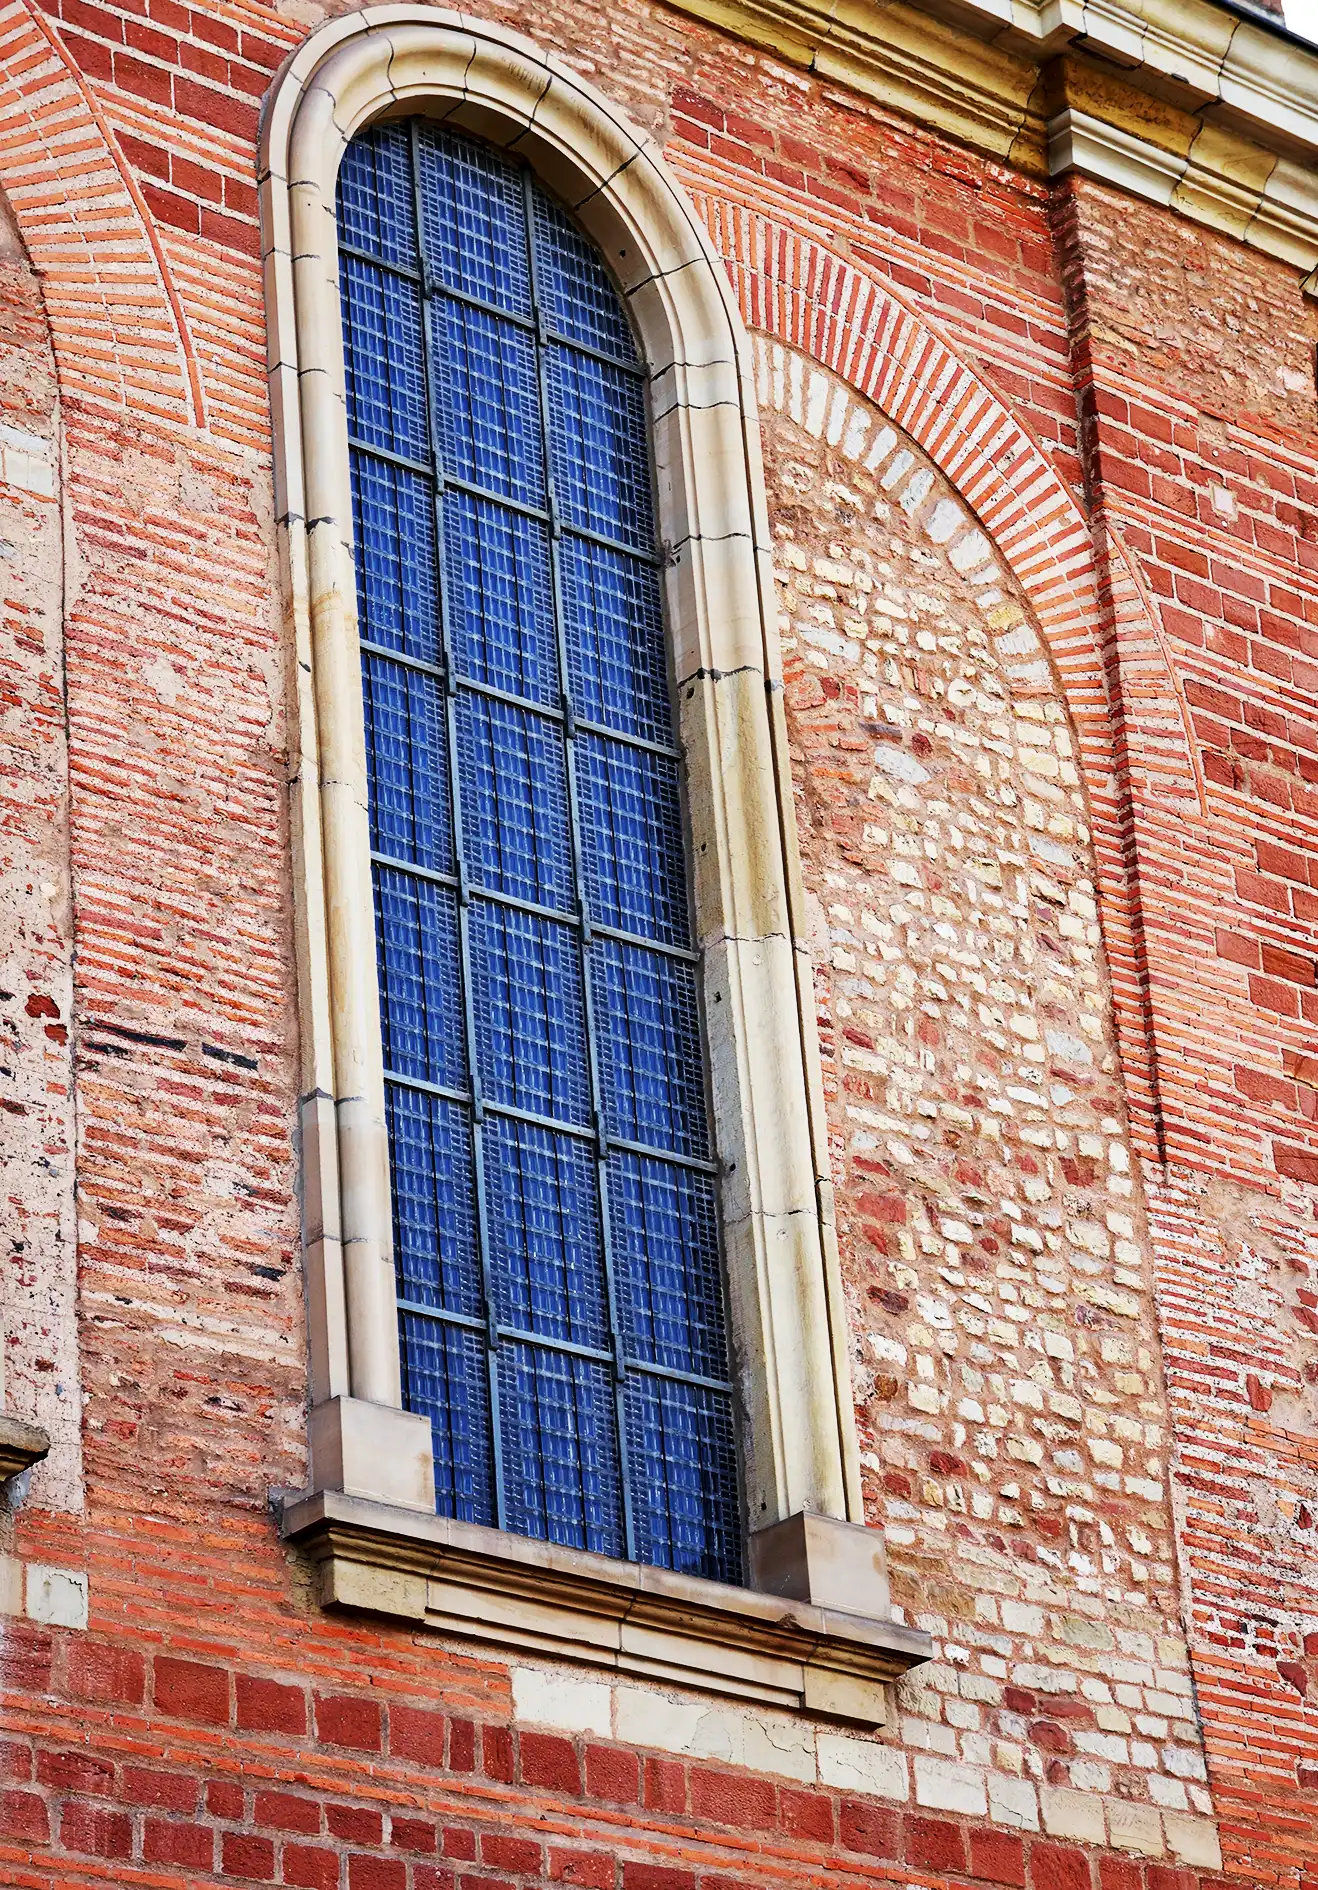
[339, 120, 742, 1585]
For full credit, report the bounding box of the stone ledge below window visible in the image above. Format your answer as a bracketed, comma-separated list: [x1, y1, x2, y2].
[0, 1415, 48, 1484]
[281, 1490, 932, 1728]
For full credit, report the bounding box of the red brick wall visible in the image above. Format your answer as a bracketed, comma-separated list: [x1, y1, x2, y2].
[0, 0, 1313, 1882]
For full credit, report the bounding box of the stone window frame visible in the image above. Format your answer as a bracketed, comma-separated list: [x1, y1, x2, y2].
[260, 6, 929, 1719]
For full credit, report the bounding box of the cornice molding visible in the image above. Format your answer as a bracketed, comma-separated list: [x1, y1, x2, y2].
[665, 0, 1318, 290]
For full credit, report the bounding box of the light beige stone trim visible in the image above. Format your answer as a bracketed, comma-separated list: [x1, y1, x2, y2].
[664, 0, 1318, 290]
[259, 11, 865, 1538]
[282, 1489, 931, 1725]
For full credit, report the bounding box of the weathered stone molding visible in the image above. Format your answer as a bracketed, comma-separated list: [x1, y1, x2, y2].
[282, 1489, 930, 1726]
[258, 9, 904, 1609]
[664, 0, 1318, 290]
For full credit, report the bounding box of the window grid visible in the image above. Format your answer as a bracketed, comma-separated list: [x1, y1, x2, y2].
[340, 119, 742, 1583]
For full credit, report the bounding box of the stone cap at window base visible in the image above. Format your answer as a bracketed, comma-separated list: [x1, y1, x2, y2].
[281, 1486, 931, 1728]
[0, 1414, 49, 1485]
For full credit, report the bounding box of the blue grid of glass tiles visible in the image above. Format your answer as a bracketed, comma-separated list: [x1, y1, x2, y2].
[338, 120, 743, 1584]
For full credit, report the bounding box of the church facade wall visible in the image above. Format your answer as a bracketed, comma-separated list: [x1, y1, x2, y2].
[0, 0, 1314, 1883]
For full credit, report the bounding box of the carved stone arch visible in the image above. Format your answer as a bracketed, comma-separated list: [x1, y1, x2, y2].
[260, 8, 874, 1544]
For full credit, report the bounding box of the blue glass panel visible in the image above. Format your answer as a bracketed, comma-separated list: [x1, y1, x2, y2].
[486, 1117, 606, 1347]
[374, 864, 465, 1090]
[363, 652, 454, 875]
[445, 492, 556, 707]
[341, 254, 427, 460]
[625, 1375, 741, 1582]
[352, 456, 438, 663]
[547, 345, 652, 550]
[499, 1342, 623, 1556]
[417, 125, 531, 318]
[456, 691, 573, 910]
[577, 733, 688, 946]
[338, 122, 418, 269]
[609, 1152, 725, 1378]
[592, 938, 708, 1158]
[389, 1088, 479, 1315]
[561, 537, 670, 745]
[470, 901, 589, 1125]
[433, 301, 543, 505]
[531, 190, 637, 364]
[401, 1312, 494, 1525]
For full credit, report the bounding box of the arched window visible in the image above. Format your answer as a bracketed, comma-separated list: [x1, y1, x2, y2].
[336, 120, 742, 1583]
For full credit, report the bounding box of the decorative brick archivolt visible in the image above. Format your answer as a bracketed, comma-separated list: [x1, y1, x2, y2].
[0, 0, 204, 426]
[259, 7, 879, 1551]
[676, 155, 1202, 1159]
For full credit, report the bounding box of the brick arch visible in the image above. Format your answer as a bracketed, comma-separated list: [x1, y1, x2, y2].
[0, 0, 203, 427]
[679, 173, 1200, 1157]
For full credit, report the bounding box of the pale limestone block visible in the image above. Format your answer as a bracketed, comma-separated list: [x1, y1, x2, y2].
[0, 1557, 22, 1617]
[913, 1754, 988, 1817]
[614, 1688, 744, 1764]
[1108, 1799, 1164, 1855]
[1164, 1815, 1222, 1869]
[741, 1713, 819, 1783]
[1040, 1786, 1106, 1843]
[323, 1558, 426, 1620]
[817, 1732, 909, 1800]
[988, 1772, 1040, 1829]
[26, 1565, 88, 1631]
[512, 1667, 611, 1736]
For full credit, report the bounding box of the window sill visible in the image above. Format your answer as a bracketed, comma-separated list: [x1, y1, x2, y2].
[0, 1414, 49, 1484]
[280, 1490, 931, 1727]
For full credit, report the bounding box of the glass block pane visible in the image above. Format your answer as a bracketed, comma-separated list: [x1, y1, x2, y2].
[532, 190, 637, 365]
[417, 124, 531, 319]
[338, 122, 418, 269]
[363, 651, 453, 875]
[341, 254, 427, 460]
[578, 733, 689, 946]
[562, 537, 670, 745]
[486, 1116, 606, 1347]
[433, 300, 543, 506]
[445, 492, 556, 707]
[401, 1311, 494, 1526]
[498, 1342, 623, 1556]
[609, 1152, 726, 1378]
[352, 455, 438, 663]
[374, 864, 465, 1091]
[547, 345, 652, 551]
[456, 691, 573, 911]
[625, 1374, 741, 1582]
[470, 901, 589, 1126]
[388, 1087, 480, 1316]
[592, 938, 708, 1158]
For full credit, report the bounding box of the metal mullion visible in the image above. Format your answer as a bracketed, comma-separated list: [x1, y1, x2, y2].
[542, 321, 647, 382]
[574, 713, 680, 762]
[492, 1323, 612, 1368]
[348, 435, 435, 481]
[523, 167, 636, 1565]
[409, 119, 507, 1535]
[396, 1297, 485, 1333]
[620, 1355, 734, 1396]
[360, 637, 445, 685]
[364, 636, 682, 763]
[384, 1067, 470, 1108]
[340, 238, 424, 285]
[602, 1130, 718, 1176]
[558, 513, 661, 568]
[371, 850, 460, 895]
